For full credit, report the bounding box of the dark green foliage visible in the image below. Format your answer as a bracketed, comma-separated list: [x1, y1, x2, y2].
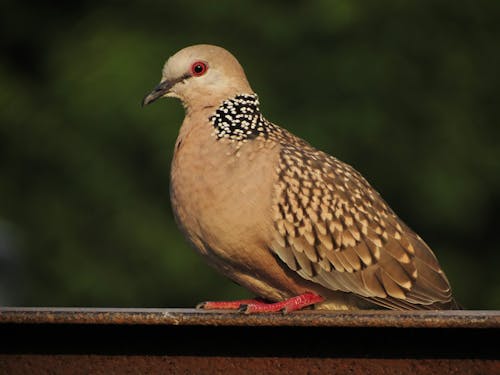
[1, 0, 499, 308]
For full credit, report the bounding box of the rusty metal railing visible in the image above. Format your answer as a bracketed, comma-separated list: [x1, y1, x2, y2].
[1, 308, 499, 374]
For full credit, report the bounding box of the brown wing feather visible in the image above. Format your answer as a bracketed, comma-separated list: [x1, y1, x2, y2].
[270, 134, 454, 310]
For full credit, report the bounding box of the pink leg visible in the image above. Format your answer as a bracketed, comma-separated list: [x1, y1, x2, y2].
[240, 292, 324, 314]
[196, 298, 267, 310]
[197, 292, 324, 314]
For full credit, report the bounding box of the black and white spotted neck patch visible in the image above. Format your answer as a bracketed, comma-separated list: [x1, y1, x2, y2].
[209, 94, 278, 142]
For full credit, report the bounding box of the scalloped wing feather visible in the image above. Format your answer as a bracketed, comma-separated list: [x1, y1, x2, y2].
[270, 134, 454, 310]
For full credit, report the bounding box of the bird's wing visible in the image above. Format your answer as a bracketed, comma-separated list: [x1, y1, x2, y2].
[269, 139, 453, 310]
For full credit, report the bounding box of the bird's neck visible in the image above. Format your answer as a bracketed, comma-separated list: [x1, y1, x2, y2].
[209, 93, 278, 143]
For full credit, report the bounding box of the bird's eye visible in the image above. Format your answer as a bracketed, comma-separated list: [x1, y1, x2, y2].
[191, 61, 208, 77]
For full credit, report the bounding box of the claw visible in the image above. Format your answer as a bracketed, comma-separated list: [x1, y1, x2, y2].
[195, 302, 207, 309]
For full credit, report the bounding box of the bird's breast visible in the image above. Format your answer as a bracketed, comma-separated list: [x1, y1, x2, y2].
[170, 124, 279, 266]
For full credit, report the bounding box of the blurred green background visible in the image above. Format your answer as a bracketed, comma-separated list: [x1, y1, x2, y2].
[1, 0, 499, 309]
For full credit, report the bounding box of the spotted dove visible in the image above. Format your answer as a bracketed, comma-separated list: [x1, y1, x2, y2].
[143, 44, 458, 312]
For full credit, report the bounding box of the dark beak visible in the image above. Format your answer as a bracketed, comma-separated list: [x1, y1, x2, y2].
[142, 80, 175, 107]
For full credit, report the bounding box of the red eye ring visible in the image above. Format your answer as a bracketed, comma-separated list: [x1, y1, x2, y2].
[191, 61, 208, 76]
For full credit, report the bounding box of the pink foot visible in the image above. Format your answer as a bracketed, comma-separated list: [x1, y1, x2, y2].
[196, 298, 267, 310]
[197, 292, 324, 314]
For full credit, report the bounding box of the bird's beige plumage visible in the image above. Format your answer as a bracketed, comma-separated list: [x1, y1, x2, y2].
[143, 44, 457, 310]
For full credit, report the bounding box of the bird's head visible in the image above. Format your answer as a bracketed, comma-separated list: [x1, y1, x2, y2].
[142, 44, 253, 111]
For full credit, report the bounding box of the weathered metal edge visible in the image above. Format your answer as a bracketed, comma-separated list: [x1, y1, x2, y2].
[0, 308, 499, 328]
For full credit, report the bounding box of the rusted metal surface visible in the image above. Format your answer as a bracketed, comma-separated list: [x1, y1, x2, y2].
[1, 307, 499, 328]
[1, 308, 499, 374]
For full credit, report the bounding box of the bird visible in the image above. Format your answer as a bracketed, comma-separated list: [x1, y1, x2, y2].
[142, 44, 458, 312]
